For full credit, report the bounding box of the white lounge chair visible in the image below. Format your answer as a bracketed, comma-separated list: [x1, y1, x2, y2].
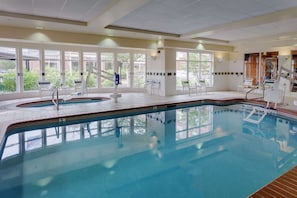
[197, 80, 207, 93]
[237, 79, 253, 92]
[38, 81, 53, 97]
[182, 80, 197, 95]
[264, 88, 283, 109]
[151, 79, 161, 95]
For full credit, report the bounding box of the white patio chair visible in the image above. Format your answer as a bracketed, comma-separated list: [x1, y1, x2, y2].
[38, 81, 53, 97]
[182, 80, 197, 95]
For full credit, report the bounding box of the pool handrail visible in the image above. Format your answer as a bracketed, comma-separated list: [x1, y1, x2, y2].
[245, 86, 259, 100]
[51, 87, 59, 110]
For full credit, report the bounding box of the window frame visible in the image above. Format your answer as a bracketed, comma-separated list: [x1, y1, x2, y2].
[176, 50, 214, 89]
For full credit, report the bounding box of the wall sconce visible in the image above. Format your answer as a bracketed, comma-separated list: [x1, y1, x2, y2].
[151, 54, 157, 60]
[217, 57, 224, 63]
[151, 50, 158, 60]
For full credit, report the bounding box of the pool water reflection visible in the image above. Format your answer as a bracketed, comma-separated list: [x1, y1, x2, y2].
[1, 104, 297, 198]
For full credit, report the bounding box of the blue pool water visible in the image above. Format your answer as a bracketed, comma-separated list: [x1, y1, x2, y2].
[1, 103, 297, 198]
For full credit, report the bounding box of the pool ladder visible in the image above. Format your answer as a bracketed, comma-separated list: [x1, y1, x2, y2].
[51, 87, 59, 110]
[243, 106, 267, 124]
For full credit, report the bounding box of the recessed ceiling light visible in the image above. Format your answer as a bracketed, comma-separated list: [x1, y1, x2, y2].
[278, 35, 291, 40]
[105, 29, 113, 36]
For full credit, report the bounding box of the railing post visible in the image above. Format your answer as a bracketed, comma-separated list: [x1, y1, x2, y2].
[56, 88, 59, 110]
[51, 87, 59, 110]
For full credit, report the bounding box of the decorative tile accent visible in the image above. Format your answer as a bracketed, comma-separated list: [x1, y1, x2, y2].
[146, 71, 243, 76]
[212, 72, 243, 76]
[146, 72, 176, 76]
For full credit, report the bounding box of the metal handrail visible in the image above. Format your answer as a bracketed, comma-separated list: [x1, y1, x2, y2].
[245, 80, 276, 100]
[245, 86, 259, 100]
[51, 87, 59, 110]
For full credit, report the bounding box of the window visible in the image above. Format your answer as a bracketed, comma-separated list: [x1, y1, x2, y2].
[0, 47, 17, 93]
[24, 130, 43, 151]
[83, 52, 97, 88]
[117, 53, 130, 87]
[117, 117, 131, 135]
[176, 51, 213, 89]
[64, 51, 80, 87]
[46, 127, 62, 146]
[133, 53, 146, 88]
[1, 133, 19, 159]
[176, 52, 188, 88]
[22, 48, 40, 91]
[84, 121, 99, 138]
[44, 50, 61, 86]
[176, 106, 213, 141]
[101, 53, 114, 88]
[0, 113, 151, 160]
[189, 52, 200, 84]
[200, 53, 213, 84]
[100, 119, 115, 136]
[66, 124, 81, 142]
[133, 114, 146, 135]
[0, 45, 151, 95]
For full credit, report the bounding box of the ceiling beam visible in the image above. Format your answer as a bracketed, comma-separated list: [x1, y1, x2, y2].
[0, 10, 88, 26]
[181, 6, 297, 39]
[105, 25, 180, 37]
[192, 37, 229, 44]
[88, 0, 151, 29]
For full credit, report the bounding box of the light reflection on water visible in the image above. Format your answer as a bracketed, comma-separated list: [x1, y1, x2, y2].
[1, 104, 297, 198]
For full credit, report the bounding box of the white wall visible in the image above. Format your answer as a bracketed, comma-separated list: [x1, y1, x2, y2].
[228, 52, 244, 91]
[212, 52, 235, 91]
[146, 49, 166, 96]
[164, 48, 177, 96]
[145, 48, 178, 96]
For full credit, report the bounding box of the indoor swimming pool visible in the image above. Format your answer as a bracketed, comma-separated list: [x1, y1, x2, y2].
[1, 103, 297, 198]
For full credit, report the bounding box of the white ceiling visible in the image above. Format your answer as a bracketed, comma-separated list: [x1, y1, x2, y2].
[1, 0, 297, 47]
